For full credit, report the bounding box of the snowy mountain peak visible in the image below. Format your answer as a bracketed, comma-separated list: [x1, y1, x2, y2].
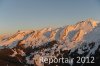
[85, 18, 97, 27]
[76, 18, 97, 28]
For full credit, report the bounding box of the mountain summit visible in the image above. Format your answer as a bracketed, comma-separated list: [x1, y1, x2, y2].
[76, 18, 97, 28]
[0, 19, 100, 66]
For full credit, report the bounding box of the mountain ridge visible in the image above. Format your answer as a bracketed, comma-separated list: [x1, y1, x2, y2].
[0, 18, 100, 66]
[0, 19, 99, 48]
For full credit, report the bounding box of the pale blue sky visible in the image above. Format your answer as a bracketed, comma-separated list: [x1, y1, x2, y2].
[0, 0, 100, 34]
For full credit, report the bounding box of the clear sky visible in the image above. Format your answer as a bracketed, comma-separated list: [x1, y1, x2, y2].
[0, 0, 100, 34]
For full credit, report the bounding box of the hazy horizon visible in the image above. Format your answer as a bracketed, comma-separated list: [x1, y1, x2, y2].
[0, 0, 100, 34]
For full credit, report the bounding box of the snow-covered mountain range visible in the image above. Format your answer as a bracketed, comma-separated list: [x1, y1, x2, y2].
[0, 18, 100, 66]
